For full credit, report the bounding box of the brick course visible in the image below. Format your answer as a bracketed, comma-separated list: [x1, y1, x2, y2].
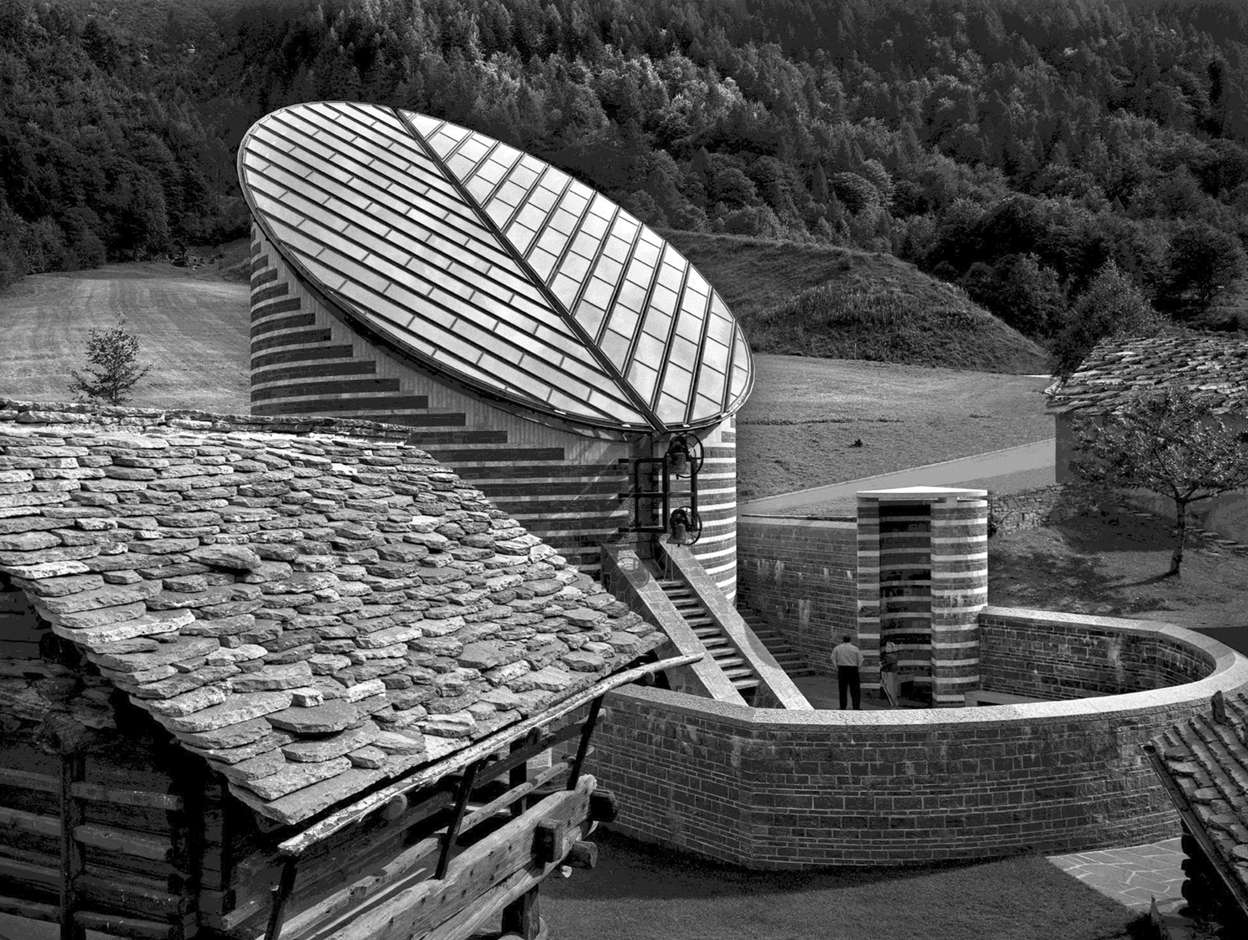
[590, 610, 1248, 868]
[980, 608, 1214, 698]
[736, 516, 857, 673]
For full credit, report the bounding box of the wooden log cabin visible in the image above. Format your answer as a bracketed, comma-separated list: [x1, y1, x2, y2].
[0, 400, 682, 940]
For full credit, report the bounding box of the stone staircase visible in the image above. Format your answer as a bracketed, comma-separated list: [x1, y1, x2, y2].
[656, 578, 761, 700]
[737, 606, 813, 677]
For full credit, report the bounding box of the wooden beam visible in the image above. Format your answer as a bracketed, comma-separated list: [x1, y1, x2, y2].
[0, 805, 60, 837]
[263, 858, 298, 940]
[74, 910, 179, 940]
[0, 767, 57, 793]
[567, 695, 604, 790]
[425, 864, 548, 940]
[434, 761, 480, 880]
[71, 781, 184, 812]
[499, 887, 540, 940]
[275, 652, 699, 858]
[0, 854, 59, 890]
[59, 753, 85, 940]
[0, 892, 59, 922]
[566, 840, 598, 870]
[322, 778, 596, 940]
[275, 757, 574, 940]
[73, 824, 173, 862]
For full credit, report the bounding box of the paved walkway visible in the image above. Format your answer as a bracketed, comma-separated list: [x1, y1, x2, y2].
[1046, 837, 1186, 911]
[740, 439, 1055, 515]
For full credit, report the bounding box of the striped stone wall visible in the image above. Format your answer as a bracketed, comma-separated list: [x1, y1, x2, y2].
[856, 489, 987, 706]
[248, 229, 739, 596]
[929, 494, 989, 705]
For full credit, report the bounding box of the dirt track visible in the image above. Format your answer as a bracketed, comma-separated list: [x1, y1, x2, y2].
[0, 263, 249, 413]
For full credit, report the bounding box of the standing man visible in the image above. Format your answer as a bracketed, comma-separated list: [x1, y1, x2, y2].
[832, 635, 863, 710]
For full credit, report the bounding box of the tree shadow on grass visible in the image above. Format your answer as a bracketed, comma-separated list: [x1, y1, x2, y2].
[1048, 512, 1177, 556]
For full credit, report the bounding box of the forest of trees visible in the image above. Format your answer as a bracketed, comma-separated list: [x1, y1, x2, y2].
[3, 0, 1248, 361]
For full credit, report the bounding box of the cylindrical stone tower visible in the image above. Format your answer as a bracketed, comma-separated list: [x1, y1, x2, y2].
[856, 487, 989, 706]
[238, 102, 753, 596]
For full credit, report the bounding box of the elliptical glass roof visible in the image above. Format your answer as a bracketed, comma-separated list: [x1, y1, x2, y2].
[238, 102, 753, 432]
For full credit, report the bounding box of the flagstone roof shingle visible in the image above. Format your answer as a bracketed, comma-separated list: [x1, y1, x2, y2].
[1046, 332, 1248, 416]
[0, 399, 662, 825]
[1149, 692, 1248, 909]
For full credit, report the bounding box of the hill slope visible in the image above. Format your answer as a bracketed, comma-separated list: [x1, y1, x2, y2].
[666, 232, 1052, 375]
[0, 264, 248, 413]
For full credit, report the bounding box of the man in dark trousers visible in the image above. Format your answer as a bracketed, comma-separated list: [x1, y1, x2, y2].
[832, 635, 863, 710]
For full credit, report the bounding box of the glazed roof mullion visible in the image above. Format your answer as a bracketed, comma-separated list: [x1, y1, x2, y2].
[274, 116, 461, 216]
[260, 116, 448, 207]
[537, 182, 600, 295]
[274, 218, 602, 395]
[621, 242, 678, 396]
[248, 146, 548, 303]
[478, 149, 537, 211]
[517, 170, 576, 264]
[396, 108, 663, 430]
[590, 217, 647, 345]
[726, 325, 751, 408]
[681, 280, 719, 426]
[282, 249, 624, 424]
[557, 199, 622, 321]
[648, 255, 698, 416]
[249, 173, 558, 343]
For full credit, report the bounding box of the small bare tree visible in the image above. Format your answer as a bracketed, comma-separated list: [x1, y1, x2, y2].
[1072, 387, 1248, 576]
[69, 317, 152, 405]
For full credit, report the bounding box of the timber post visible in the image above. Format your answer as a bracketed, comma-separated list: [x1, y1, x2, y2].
[58, 752, 85, 940]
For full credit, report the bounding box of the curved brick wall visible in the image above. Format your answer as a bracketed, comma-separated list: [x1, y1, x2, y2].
[248, 230, 739, 595]
[589, 610, 1248, 868]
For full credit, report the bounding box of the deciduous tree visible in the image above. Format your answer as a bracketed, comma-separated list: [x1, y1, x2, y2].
[1071, 388, 1248, 576]
[69, 317, 152, 405]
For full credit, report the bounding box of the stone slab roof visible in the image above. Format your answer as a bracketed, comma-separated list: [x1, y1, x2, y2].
[0, 400, 662, 826]
[1046, 331, 1248, 416]
[1149, 692, 1248, 908]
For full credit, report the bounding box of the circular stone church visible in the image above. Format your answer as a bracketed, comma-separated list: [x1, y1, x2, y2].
[238, 101, 752, 596]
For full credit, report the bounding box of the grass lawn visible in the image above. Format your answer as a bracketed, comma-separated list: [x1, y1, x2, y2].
[989, 511, 1248, 638]
[737, 354, 1054, 502]
[543, 830, 1146, 940]
[0, 263, 249, 413]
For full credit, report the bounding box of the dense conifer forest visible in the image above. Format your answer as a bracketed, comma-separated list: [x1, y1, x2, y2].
[3, 0, 1247, 359]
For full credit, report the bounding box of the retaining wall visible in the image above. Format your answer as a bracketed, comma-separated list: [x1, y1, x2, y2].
[980, 608, 1215, 699]
[735, 515, 857, 673]
[589, 607, 1248, 868]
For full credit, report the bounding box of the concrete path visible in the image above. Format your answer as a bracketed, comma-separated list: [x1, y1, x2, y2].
[740, 439, 1055, 515]
[1047, 838, 1186, 912]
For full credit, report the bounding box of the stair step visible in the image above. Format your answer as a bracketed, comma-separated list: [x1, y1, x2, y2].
[718, 658, 748, 671]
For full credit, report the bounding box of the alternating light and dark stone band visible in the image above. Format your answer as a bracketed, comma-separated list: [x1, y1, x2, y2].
[856, 488, 988, 706]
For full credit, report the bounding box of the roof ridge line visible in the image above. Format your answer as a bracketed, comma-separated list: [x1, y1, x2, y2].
[393, 109, 664, 433]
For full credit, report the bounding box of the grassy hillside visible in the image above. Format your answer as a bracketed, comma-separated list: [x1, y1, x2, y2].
[666, 232, 1052, 375]
[0, 263, 248, 413]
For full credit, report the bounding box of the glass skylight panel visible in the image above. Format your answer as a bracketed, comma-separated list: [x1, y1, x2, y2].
[551, 274, 580, 309]
[580, 205, 610, 240]
[456, 134, 491, 165]
[574, 299, 607, 336]
[242, 103, 753, 432]
[627, 359, 660, 402]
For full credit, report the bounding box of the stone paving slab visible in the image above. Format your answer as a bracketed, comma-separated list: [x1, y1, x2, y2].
[1047, 837, 1185, 912]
